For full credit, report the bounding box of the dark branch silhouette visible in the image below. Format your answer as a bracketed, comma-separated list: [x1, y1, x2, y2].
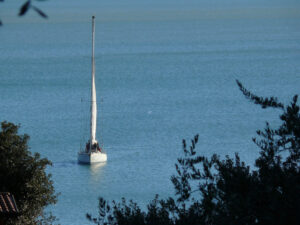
[236, 79, 284, 109]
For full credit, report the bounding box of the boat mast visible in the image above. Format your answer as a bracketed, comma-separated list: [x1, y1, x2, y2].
[90, 16, 97, 150]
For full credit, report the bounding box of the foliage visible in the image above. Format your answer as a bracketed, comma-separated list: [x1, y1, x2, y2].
[0, 0, 47, 26]
[87, 81, 300, 225]
[0, 121, 58, 225]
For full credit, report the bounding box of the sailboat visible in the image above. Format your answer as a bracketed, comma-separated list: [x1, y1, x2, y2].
[78, 16, 107, 164]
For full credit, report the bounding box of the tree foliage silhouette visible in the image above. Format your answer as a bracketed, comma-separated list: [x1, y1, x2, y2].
[87, 81, 300, 225]
[0, 121, 58, 225]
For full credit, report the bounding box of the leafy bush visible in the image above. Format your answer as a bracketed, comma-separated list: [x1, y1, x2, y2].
[0, 122, 58, 225]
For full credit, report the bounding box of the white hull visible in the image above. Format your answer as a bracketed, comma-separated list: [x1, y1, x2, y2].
[78, 151, 107, 164]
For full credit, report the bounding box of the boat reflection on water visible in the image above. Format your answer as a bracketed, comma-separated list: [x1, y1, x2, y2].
[89, 162, 107, 177]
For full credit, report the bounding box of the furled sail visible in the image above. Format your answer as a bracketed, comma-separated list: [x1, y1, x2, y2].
[90, 16, 97, 145]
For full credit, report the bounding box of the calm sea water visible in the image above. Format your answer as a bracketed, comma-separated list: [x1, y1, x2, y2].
[1, 1, 300, 224]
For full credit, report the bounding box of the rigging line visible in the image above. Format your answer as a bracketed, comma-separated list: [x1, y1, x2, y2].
[80, 98, 83, 152]
[80, 98, 90, 150]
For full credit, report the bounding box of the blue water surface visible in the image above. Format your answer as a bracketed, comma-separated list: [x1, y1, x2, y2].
[0, 1, 300, 224]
